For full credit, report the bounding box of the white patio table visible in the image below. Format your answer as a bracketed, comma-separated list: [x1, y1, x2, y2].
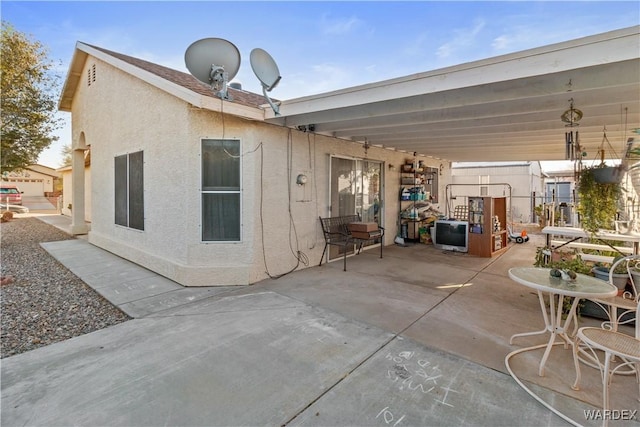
[507, 267, 618, 377]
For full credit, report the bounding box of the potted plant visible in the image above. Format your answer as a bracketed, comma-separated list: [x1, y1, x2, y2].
[534, 247, 591, 317]
[576, 164, 622, 233]
[591, 258, 629, 293]
[582, 256, 639, 321]
[590, 163, 625, 184]
[534, 247, 591, 274]
[588, 133, 626, 184]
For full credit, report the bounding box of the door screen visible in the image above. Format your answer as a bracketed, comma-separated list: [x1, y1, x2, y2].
[328, 156, 383, 260]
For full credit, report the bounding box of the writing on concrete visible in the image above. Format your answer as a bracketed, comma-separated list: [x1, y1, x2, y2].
[376, 406, 406, 427]
[384, 350, 460, 408]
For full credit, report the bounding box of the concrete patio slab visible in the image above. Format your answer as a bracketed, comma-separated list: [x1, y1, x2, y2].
[290, 336, 588, 427]
[40, 239, 232, 318]
[3, 216, 637, 427]
[255, 261, 453, 334]
[1, 292, 394, 427]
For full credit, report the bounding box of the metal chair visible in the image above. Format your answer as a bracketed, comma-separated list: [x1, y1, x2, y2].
[318, 215, 384, 271]
[571, 301, 640, 426]
[587, 255, 640, 332]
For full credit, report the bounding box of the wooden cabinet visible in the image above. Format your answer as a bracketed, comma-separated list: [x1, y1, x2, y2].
[468, 196, 508, 257]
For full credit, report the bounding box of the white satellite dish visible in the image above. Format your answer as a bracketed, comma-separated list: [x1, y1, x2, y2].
[250, 48, 281, 115]
[185, 38, 241, 100]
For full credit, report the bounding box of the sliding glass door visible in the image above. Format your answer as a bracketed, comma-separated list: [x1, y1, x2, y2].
[328, 156, 383, 260]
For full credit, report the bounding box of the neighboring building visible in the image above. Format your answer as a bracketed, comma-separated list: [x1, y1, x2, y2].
[58, 43, 449, 286]
[58, 151, 91, 220]
[1, 164, 60, 197]
[543, 169, 578, 226]
[451, 162, 545, 224]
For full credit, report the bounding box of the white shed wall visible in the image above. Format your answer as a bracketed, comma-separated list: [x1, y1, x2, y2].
[451, 162, 544, 223]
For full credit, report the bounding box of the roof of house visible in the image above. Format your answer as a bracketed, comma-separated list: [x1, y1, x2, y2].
[59, 42, 272, 120]
[3, 164, 61, 179]
[59, 27, 639, 162]
[87, 44, 271, 108]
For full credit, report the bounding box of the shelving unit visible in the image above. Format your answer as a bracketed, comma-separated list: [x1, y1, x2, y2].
[468, 196, 508, 257]
[399, 159, 439, 241]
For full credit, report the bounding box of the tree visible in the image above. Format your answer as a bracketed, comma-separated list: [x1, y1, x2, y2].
[1, 21, 63, 174]
[60, 144, 72, 167]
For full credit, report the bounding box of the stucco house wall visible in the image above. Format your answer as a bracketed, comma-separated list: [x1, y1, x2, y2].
[66, 48, 450, 286]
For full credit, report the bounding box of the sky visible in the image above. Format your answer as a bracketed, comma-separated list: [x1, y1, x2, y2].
[3, 1, 639, 170]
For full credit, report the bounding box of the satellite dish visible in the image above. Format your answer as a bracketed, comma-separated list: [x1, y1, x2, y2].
[250, 48, 281, 91]
[250, 48, 281, 115]
[185, 38, 241, 100]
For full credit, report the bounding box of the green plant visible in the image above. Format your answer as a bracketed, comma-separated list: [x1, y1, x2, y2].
[534, 205, 544, 225]
[577, 165, 622, 232]
[533, 247, 589, 317]
[533, 246, 592, 274]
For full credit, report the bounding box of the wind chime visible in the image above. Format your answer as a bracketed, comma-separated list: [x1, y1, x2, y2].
[561, 97, 583, 161]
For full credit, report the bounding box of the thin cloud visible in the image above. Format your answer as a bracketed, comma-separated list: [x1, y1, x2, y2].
[280, 62, 355, 99]
[490, 25, 600, 54]
[491, 24, 548, 52]
[437, 19, 486, 59]
[320, 14, 363, 36]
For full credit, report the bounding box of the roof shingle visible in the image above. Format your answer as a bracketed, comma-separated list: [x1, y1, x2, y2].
[86, 44, 273, 109]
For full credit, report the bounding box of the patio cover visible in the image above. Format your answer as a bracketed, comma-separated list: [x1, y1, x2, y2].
[265, 26, 640, 163]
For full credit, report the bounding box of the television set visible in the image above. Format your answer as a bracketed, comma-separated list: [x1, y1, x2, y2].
[432, 220, 469, 253]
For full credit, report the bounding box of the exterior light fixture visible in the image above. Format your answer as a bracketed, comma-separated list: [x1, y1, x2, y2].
[296, 174, 308, 185]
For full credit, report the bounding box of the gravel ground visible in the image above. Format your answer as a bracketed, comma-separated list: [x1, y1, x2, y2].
[1, 217, 130, 358]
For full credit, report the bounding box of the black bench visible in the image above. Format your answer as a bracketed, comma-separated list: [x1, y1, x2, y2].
[319, 215, 384, 271]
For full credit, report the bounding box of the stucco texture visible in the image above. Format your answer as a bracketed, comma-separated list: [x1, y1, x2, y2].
[69, 55, 450, 286]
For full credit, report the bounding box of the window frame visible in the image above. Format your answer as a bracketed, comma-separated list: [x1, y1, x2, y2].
[200, 138, 242, 243]
[114, 150, 144, 231]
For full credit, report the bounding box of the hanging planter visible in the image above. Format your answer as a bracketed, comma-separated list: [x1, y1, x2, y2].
[591, 164, 624, 184]
[589, 128, 625, 184]
[576, 127, 625, 232]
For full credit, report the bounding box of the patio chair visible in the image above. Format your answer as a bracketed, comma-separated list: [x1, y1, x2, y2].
[586, 254, 640, 332]
[318, 214, 384, 272]
[571, 301, 640, 426]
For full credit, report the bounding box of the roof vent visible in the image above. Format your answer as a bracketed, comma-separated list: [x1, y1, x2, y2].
[87, 63, 96, 86]
[229, 82, 242, 90]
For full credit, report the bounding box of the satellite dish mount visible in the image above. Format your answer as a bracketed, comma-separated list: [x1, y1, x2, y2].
[185, 38, 241, 101]
[209, 65, 230, 100]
